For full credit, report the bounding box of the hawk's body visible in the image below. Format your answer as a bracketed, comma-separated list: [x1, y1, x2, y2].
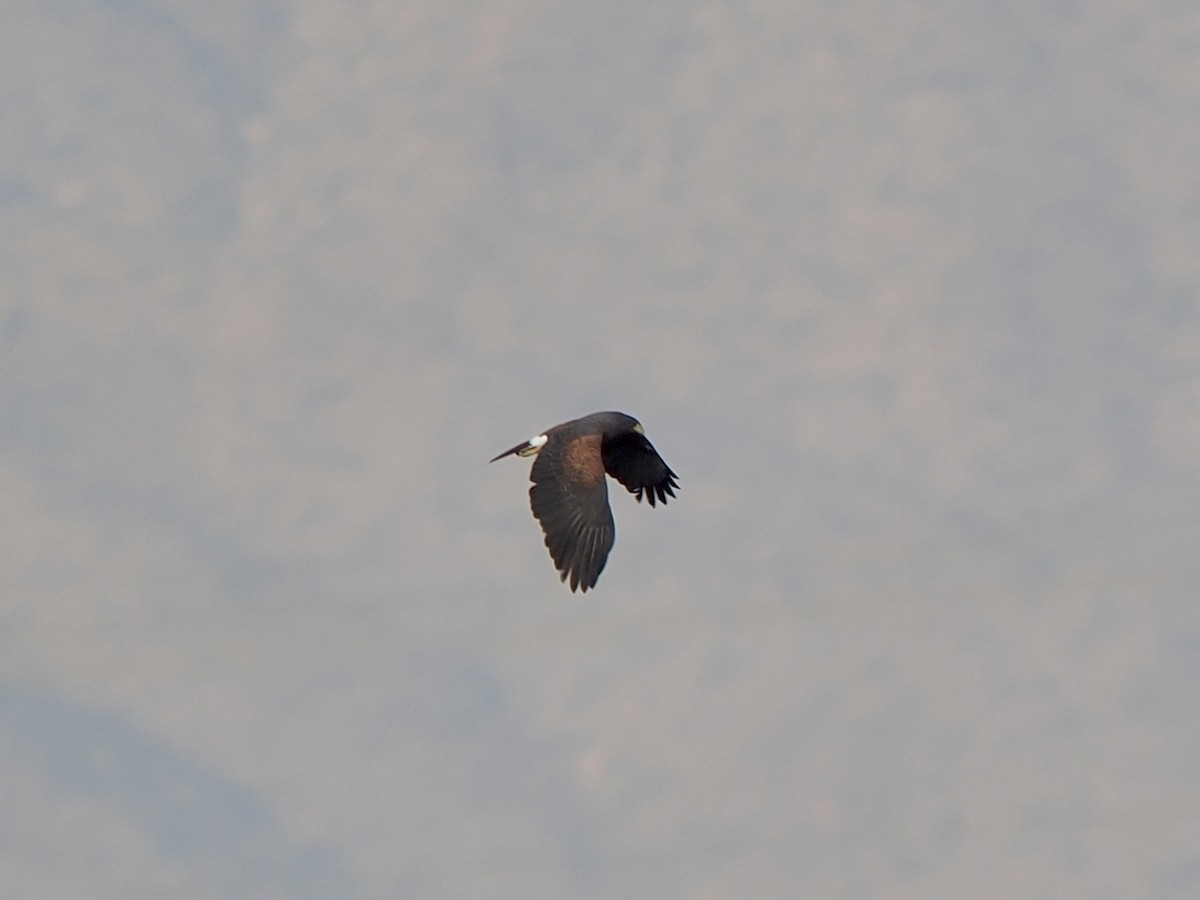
[491, 411, 678, 592]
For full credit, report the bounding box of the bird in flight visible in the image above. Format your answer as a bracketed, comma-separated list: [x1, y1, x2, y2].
[491, 411, 679, 592]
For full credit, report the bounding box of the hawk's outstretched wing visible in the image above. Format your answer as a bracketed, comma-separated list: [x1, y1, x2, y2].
[602, 432, 679, 507]
[528, 433, 616, 592]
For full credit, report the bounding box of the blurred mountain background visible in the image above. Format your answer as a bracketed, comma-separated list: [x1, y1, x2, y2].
[2, 1, 1198, 896]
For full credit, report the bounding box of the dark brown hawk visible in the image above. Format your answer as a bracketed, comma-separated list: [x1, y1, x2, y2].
[491, 411, 679, 592]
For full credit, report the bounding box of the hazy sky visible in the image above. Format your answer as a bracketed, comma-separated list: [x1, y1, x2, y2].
[3, 1, 1199, 897]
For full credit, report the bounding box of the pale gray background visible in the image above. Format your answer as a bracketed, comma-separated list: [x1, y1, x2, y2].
[2, 1, 1199, 897]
